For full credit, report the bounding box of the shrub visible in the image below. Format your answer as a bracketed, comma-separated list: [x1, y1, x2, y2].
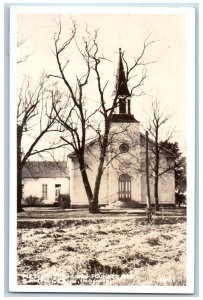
[175, 193, 186, 206]
[24, 195, 43, 206]
[58, 194, 71, 209]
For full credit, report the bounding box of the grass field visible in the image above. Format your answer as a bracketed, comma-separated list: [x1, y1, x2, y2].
[17, 209, 186, 286]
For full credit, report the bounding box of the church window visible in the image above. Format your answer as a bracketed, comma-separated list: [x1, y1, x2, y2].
[119, 143, 129, 153]
[119, 98, 126, 114]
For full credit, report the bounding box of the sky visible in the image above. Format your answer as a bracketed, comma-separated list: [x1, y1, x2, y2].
[14, 7, 195, 157]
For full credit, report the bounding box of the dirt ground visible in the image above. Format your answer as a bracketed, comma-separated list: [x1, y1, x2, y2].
[17, 208, 186, 286]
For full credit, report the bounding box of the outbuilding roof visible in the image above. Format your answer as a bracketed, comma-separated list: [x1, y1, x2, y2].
[22, 161, 69, 178]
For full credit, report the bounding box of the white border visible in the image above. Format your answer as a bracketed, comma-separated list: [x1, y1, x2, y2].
[9, 5, 18, 293]
[9, 4, 195, 294]
[185, 4, 195, 295]
[199, 2, 202, 298]
[8, 5, 197, 15]
[0, 1, 5, 299]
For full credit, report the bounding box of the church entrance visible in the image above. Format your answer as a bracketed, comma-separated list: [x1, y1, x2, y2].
[119, 174, 131, 201]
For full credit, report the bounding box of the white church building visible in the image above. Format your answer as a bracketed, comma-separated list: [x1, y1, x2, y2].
[22, 50, 175, 208]
[67, 50, 175, 208]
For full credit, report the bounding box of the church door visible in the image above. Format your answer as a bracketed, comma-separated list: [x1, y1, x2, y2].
[119, 174, 131, 201]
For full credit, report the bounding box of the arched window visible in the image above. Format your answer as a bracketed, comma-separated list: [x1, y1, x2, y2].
[119, 174, 131, 200]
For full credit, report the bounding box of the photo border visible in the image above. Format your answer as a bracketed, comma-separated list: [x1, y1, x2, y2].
[2, 0, 200, 297]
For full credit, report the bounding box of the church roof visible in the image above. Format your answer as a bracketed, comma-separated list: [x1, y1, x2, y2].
[140, 133, 175, 157]
[111, 114, 139, 123]
[22, 161, 69, 178]
[67, 133, 175, 161]
[112, 48, 130, 97]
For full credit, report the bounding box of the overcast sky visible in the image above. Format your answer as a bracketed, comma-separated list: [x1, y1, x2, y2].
[14, 7, 195, 157]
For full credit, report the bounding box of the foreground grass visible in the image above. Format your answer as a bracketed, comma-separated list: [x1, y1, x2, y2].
[17, 214, 186, 286]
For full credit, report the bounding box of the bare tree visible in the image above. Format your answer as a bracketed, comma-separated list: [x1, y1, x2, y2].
[49, 20, 155, 213]
[144, 100, 175, 211]
[17, 35, 33, 64]
[17, 75, 66, 212]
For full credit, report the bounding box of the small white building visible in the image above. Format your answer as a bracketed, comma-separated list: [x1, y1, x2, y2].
[22, 161, 69, 205]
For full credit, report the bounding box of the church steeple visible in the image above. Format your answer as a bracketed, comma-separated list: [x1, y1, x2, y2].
[111, 49, 139, 123]
[114, 48, 130, 98]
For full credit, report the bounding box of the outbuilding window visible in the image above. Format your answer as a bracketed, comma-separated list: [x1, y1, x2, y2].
[22, 184, 24, 199]
[42, 184, 48, 199]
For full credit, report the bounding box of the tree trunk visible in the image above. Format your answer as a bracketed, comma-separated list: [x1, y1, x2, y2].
[145, 131, 151, 210]
[154, 128, 159, 211]
[154, 151, 159, 211]
[89, 198, 100, 214]
[92, 133, 109, 214]
[92, 158, 105, 214]
[154, 178, 159, 211]
[17, 125, 23, 213]
[79, 162, 96, 213]
[17, 166, 23, 212]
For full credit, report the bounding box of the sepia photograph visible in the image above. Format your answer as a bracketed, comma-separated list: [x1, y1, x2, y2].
[9, 4, 195, 293]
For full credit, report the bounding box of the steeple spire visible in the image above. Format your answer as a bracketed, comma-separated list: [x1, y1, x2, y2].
[111, 49, 139, 123]
[113, 48, 130, 98]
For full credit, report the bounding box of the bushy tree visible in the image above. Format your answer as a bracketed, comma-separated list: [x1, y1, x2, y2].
[159, 141, 186, 205]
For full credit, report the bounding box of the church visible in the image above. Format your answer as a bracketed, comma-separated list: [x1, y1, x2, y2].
[67, 50, 175, 208]
[22, 50, 175, 208]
